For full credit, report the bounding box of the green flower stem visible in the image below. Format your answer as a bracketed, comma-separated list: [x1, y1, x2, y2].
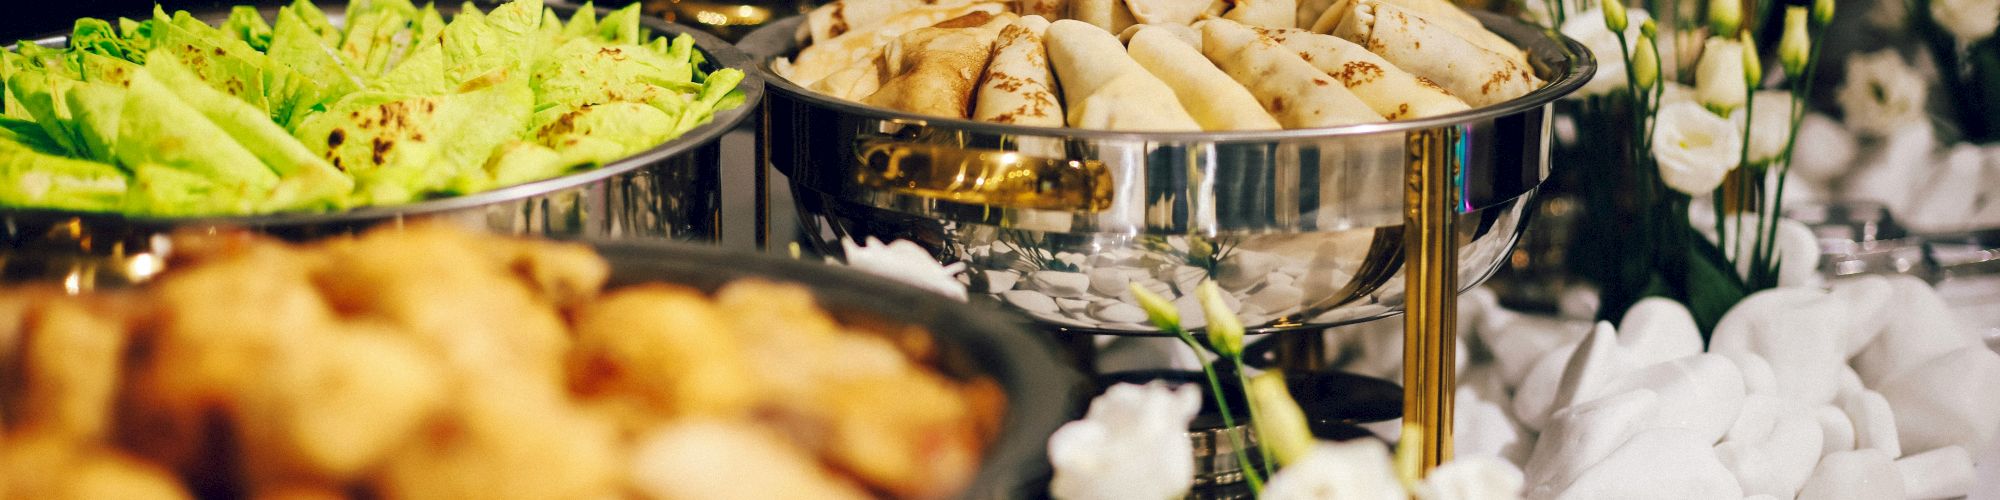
[1231, 353, 1276, 479]
[1170, 327, 1265, 493]
[1757, 24, 1826, 285]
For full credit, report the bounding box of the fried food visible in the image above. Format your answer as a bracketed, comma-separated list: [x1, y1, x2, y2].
[0, 224, 994, 499]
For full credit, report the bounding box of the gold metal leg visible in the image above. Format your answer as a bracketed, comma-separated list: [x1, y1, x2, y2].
[1399, 127, 1459, 478]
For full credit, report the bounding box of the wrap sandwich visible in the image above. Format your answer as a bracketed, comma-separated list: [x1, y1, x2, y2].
[1069, 0, 1139, 33]
[972, 16, 1063, 126]
[804, 0, 980, 45]
[1045, 19, 1200, 130]
[864, 12, 1015, 118]
[1220, 0, 1298, 31]
[1312, 0, 1529, 66]
[784, 2, 1005, 85]
[1126, 26, 1279, 130]
[1252, 27, 1469, 119]
[1200, 19, 1378, 127]
[1116, 23, 1202, 48]
[1124, 0, 1214, 25]
[1331, 0, 1539, 107]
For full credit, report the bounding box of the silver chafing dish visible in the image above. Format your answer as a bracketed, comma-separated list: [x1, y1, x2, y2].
[2, 2, 763, 286]
[740, 13, 1593, 335]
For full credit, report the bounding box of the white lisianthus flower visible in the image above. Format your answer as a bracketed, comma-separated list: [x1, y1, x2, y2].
[1047, 382, 1202, 500]
[1836, 50, 1930, 137]
[836, 237, 968, 301]
[1730, 90, 1794, 165]
[1661, 81, 1697, 106]
[1694, 37, 1749, 112]
[1931, 0, 2000, 43]
[1654, 101, 1744, 195]
[1261, 440, 1407, 500]
[1560, 8, 1656, 96]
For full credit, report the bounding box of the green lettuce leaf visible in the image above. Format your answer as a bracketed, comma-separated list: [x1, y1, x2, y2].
[71, 18, 143, 63]
[0, 136, 127, 212]
[564, 2, 599, 38]
[597, 3, 641, 45]
[149, 7, 271, 111]
[147, 53, 351, 208]
[0, 116, 68, 154]
[293, 69, 529, 204]
[62, 80, 126, 164]
[531, 101, 673, 163]
[671, 67, 744, 136]
[267, 4, 362, 127]
[114, 68, 279, 193]
[122, 163, 252, 215]
[287, 0, 344, 46]
[4, 69, 87, 157]
[220, 6, 274, 51]
[531, 38, 695, 112]
[116, 18, 156, 54]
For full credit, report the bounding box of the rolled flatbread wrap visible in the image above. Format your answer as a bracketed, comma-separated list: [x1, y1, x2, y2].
[973, 16, 1064, 126]
[1252, 26, 1469, 119]
[1116, 23, 1202, 49]
[787, 2, 1005, 85]
[1200, 19, 1379, 127]
[805, 0, 978, 45]
[1126, 0, 1212, 25]
[1221, 0, 1297, 29]
[1045, 20, 1200, 130]
[1022, 0, 1070, 19]
[1332, 0, 1539, 107]
[1070, 0, 1139, 33]
[1126, 26, 1279, 130]
[1312, 0, 1528, 65]
[809, 46, 887, 100]
[1296, 0, 1340, 28]
[863, 12, 1014, 118]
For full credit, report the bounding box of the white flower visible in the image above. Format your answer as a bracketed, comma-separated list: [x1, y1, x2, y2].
[1694, 37, 1748, 112]
[1661, 81, 1697, 106]
[1561, 8, 1655, 96]
[1788, 113, 1858, 183]
[836, 237, 968, 301]
[1730, 90, 1794, 165]
[1654, 101, 1744, 195]
[1836, 50, 1930, 137]
[1930, 0, 2000, 43]
[1261, 440, 1406, 500]
[1414, 455, 1527, 500]
[1048, 382, 1202, 500]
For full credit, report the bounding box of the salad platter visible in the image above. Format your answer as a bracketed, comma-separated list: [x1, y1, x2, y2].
[0, 0, 763, 279]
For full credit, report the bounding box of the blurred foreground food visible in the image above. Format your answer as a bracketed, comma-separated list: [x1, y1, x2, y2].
[0, 225, 999, 499]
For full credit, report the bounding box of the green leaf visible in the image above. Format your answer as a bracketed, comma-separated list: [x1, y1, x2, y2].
[71, 18, 143, 63]
[564, 1, 600, 38]
[150, 7, 272, 111]
[1685, 235, 1748, 343]
[115, 67, 280, 194]
[147, 53, 351, 209]
[0, 135, 127, 212]
[598, 3, 642, 45]
[220, 6, 274, 51]
[338, 9, 412, 77]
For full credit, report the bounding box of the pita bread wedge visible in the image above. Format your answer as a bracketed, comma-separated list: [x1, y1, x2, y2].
[1126, 26, 1279, 130]
[973, 16, 1063, 126]
[1200, 19, 1378, 127]
[1070, 0, 1139, 33]
[1332, 0, 1539, 107]
[863, 12, 1014, 118]
[786, 2, 1004, 85]
[1045, 19, 1200, 130]
[1253, 26, 1469, 119]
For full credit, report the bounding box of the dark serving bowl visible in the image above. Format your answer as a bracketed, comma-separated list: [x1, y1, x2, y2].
[3, 2, 764, 283]
[594, 240, 1086, 499]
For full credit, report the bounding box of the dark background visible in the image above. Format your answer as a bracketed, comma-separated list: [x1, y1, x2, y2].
[8, 1, 236, 41]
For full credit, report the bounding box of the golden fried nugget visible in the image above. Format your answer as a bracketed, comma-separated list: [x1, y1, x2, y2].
[627, 419, 872, 500]
[713, 280, 844, 341]
[480, 237, 610, 308]
[248, 484, 347, 500]
[570, 285, 756, 418]
[3, 431, 191, 500]
[14, 298, 130, 441]
[818, 375, 982, 498]
[312, 226, 571, 383]
[376, 379, 619, 500]
[237, 325, 446, 483]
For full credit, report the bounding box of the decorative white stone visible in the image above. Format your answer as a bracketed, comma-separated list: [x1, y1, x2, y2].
[985, 270, 1021, 293]
[1839, 387, 1903, 458]
[1711, 288, 1849, 405]
[1600, 353, 1745, 444]
[1245, 283, 1304, 315]
[1003, 290, 1060, 313]
[1266, 272, 1296, 290]
[1512, 341, 1581, 433]
[1056, 297, 1092, 315]
[1525, 390, 1661, 496]
[1032, 271, 1092, 298]
[1895, 445, 1975, 499]
[1216, 251, 1278, 292]
[1827, 275, 1894, 357]
[1091, 302, 1149, 324]
[1720, 351, 1779, 396]
[1616, 297, 1704, 367]
[1054, 251, 1086, 268]
[1484, 313, 1591, 389]
[1415, 455, 1526, 500]
[1551, 428, 1743, 500]
[1877, 346, 2000, 455]
[1835, 365, 1864, 397]
[1726, 395, 1789, 445]
[1796, 449, 1904, 500]
[1087, 268, 1130, 297]
[1853, 275, 1981, 386]
[1815, 405, 1857, 457]
[1455, 366, 1530, 465]
[1549, 322, 1630, 423]
[1715, 410, 1824, 499]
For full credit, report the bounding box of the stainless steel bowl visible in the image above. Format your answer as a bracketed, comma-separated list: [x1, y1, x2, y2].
[1, 2, 763, 285]
[741, 14, 1592, 335]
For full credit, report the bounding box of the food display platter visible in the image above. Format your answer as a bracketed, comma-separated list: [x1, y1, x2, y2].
[741, 12, 1593, 336]
[1, 1, 764, 284]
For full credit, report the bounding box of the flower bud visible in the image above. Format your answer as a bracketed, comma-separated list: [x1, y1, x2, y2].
[1695, 37, 1748, 112]
[1633, 34, 1660, 90]
[1129, 283, 1180, 331]
[1781, 6, 1811, 78]
[1812, 0, 1835, 27]
[1641, 18, 1658, 39]
[1248, 371, 1314, 467]
[1603, 0, 1629, 33]
[1741, 30, 1763, 86]
[1709, 0, 1741, 35]
[1195, 281, 1244, 357]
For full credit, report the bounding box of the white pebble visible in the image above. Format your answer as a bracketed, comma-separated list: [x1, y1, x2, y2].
[984, 270, 1020, 293]
[1524, 390, 1661, 496]
[1003, 290, 1059, 313]
[1088, 268, 1132, 297]
[1716, 411, 1824, 498]
[1216, 251, 1277, 291]
[1896, 445, 1975, 499]
[1878, 347, 2000, 455]
[1615, 297, 1703, 367]
[1796, 449, 1904, 500]
[1600, 353, 1745, 445]
[1550, 428, 1743, 500]
[1031, 271, 1092, 298]
[1839, 387, 1902, 458]
[1815, 405, 1856, 456]
[1091, 302, 1149, 324]
[1245, 283, 1304, 315]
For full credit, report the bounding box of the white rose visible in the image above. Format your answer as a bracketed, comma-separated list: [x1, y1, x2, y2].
[837, 237, 968, 301]
[1729, 90, 1794, 165]
[1048, 382, 1202, 500]
[1695, 38, 1748, 112]
[1261, 440, 1407, 500]
[1836, 50, 1930, 137]
[1931, 0, 2000, 43]
[1654, 101, 1744, 195]
[1560, 8, 1656, 97]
